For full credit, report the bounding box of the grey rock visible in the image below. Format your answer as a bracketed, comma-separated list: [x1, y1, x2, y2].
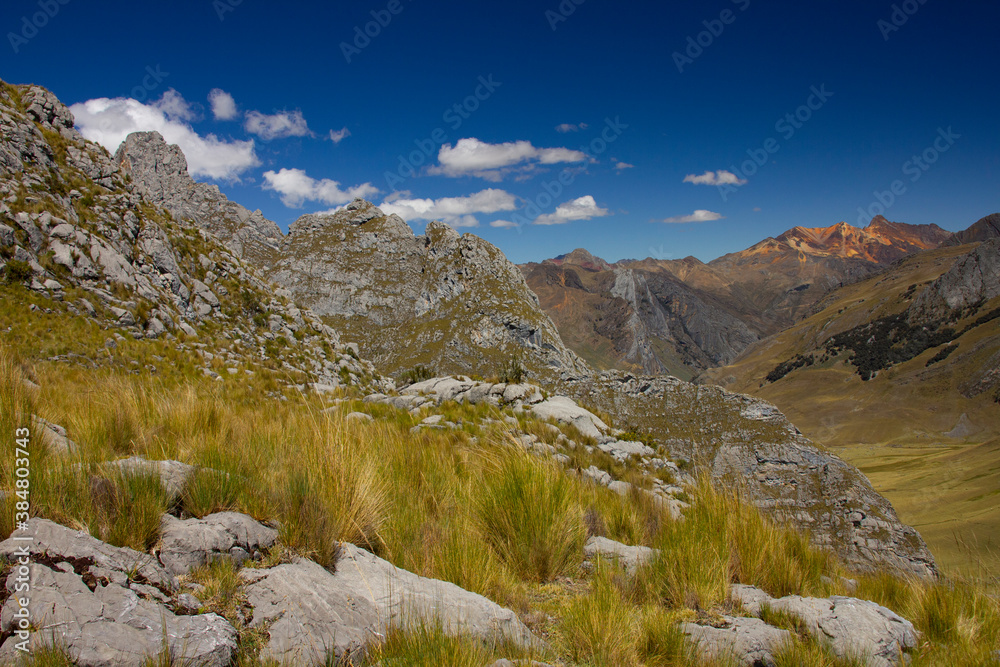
[242, 544, 539, 665]
[158, 512, 278, 575]
[0, 519, 175, 591]
[598, 439, 656, 462]
[529, 396, 608, 439]
[345, 411, 374, 422]
[33, 415, 76, 454]
[0, 562, 235, 666]
[583, 536, 658, 575]
[766, 594, 917, 666]
[0, 223, 13, 247]
[104, 457, 194, 504]
[681, 615, 791, 667]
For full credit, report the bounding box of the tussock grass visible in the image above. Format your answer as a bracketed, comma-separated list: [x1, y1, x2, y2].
[360, 621, 531, 667]
[31, 461, 171, 551]
[475, 449, 586, 582]
[631, 479, 838, 611]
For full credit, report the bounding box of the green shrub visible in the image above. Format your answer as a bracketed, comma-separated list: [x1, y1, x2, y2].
[3, 259, 33, 284]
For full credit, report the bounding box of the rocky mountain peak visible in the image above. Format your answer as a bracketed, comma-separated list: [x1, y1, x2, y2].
[114, 131, 281, 261]
[943, 212, 1000, 246]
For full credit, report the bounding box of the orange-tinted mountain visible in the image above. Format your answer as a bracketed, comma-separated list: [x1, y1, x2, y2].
[520, 217, 954, 377]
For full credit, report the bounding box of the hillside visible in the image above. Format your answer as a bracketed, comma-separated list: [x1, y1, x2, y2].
[520, 218, 952, 377]
[704, 239, 1000, 576]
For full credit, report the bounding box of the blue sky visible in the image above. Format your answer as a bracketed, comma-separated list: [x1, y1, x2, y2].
[2, 0, 998, 263]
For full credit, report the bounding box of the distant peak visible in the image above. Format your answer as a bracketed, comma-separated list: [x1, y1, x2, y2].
[551, 248, 613, 271]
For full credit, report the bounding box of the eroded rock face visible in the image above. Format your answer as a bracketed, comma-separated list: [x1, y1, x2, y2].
[242, 544, 540, 665]
[909, 237, 1000, 321]
[268, 200, 589, 380]
[562, 372, 939, 578]
[115, 132, 281, 263]
[0, 520, 236, 666]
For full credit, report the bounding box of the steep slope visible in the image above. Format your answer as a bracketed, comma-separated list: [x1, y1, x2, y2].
[521, 256, 757, 378]
[703, 238, 1000, 576]
[116, 133, 588, 383]
[271, 202, 588, 381]
[942, 212, 1000, 246]
[0, 81, 382, 395]
[521, 217, 951, 377]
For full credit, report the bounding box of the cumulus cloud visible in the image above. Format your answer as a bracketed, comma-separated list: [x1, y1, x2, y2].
[683, 170, 747, 186]
[328, 127, 351, 144]
[262, 168, 378, 208]
[659, 210, 724, 224]
[555, 122, 588, 133]
[244, 110, 311, 140]
[490, 219, 519, 229]
[379, 188, 518, 228]
[70, 93, 259, 181]
[534, 195, 610, 226]
[208, 89, 238, 121]
[429, 138, 587, 180]
[154, 89, 196, 121]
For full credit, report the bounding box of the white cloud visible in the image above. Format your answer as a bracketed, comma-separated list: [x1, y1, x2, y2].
[208, 89, 238, 121]
[429, 138, 587, 180]
[262, 168, 378, 208]
[490, 219, 519, 229]
[70, 93, 259, 181]
[555, 122, 588, 133]
[328, 127, 351, 144]
[683, 170, 747, 186]
[154, 89, 196, 121]
[379, 188, 518, 228]
[660, 210, 724, 224]
[613, 159, 634, 171]
[534, 195, 610, 226]
[244, 110, 311, 140]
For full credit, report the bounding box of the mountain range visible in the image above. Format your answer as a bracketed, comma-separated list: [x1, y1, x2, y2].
[519, 216, 954, 377]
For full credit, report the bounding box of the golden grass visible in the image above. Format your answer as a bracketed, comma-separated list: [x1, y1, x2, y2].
[4, 338, 1000, 665]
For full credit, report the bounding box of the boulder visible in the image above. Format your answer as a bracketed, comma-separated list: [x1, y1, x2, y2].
[731, 585, 918, 666]
[242, 543, 540, 665]
[33, 416, 76, 454]
[158, 512, 279, 575]
[0, 520, 236, 666]
[530, 396, 608, 439]
[583, 536, 658, 575]
[681, 615, 791, 667]
[104, 457, 194, 503]
[766, 594, 917, 666]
